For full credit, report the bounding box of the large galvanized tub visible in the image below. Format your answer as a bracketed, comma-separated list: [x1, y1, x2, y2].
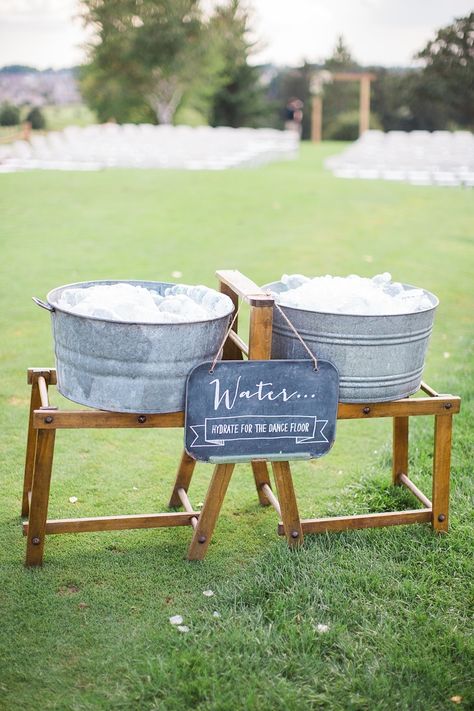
[35, 280, 233, 413]
[265, 280, 438, 403]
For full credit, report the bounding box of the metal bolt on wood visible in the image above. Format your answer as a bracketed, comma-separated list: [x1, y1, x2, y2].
[291, 530, 300, 538]
[198, 535, 206, 544]
[137, 415, 146, 424]
[31, 537, 40, 545]
[438, 514, 446, 522]
[44, 416, 53, 424]
[363, 407, 371, 414]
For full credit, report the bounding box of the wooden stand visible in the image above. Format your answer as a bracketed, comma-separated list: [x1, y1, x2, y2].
[22, 271, 460, 566]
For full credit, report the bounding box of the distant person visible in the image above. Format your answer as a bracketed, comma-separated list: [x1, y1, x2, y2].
[284, 98, 303, 137]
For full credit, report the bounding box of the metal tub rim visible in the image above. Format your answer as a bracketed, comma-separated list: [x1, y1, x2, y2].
[262, 281, 439, 318]
[44, 279, 234, 326]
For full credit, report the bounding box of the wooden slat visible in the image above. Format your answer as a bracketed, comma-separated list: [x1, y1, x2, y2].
[359, 73, 371, 135]
[311, 94, 322, 142]
[392, 416, 409, 485]
[27, 368, 57, 385]
[168, 450, 196, 507]
[251, 460, 272, 506]
[30, 388, 460, 428]
[177, 488, 198, 529]
[22, 381, 41, 516]
[278, 509, 432, 535]
[247, 301, 275, 505]
[219, 280, 243, 361]
[272, 461, 303, 546]
[248, 305, 273, 360]
[420, 381, 439, 397]
[25, 428, 56, 565]
[33, 410, 184, 429]
[332, 72, 377, 81]
[398, 473, 432, 508]
[337, 396, 460, 420]
[23, 511, 197, 535]
[432, 414, 453, 532]
[228, 330, 249, 356]
[38, 376, 49, 408]
[216, 270, 274, 306]
[261, 483, 281, 516]
[187, 462, 235, 560]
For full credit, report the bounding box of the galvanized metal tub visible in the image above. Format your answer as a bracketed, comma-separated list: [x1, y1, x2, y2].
[34, 280, 233, 413]
[264, 280, 438, 403]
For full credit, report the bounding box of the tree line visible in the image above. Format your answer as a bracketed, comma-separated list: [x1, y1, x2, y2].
[1, 4, 472, 137]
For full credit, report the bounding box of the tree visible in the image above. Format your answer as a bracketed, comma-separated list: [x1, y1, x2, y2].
[80, 0, 209, 124]
[26, 106, 46, 130]
[416, 13, 474, 129]
[322, 36, 360, 139]
[325, 35, 358, 71]
[207, 1, 271, 128]
[0, 103, 20, 126]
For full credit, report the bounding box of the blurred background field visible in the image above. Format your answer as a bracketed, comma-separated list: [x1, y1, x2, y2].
[0, 144, 473, 709]
[0, 9, 472, 142]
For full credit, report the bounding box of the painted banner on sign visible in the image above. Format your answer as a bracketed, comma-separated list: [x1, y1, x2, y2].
[185, 359, 339, 463]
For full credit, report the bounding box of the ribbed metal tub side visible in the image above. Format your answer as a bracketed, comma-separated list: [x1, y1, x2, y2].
[265, 281, 438, 403]
[45, 280, 233, 413]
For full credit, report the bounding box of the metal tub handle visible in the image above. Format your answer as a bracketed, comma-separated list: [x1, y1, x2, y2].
[32, 297, 54, 312]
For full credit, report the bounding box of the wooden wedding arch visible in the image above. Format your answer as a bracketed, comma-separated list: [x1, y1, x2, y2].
[310, 72, 376, 142]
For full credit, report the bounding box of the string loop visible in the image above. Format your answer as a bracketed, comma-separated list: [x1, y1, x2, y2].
[273, 301, 319, 371]
[209, 304, 241, 373]
[208, 297, 319, 373]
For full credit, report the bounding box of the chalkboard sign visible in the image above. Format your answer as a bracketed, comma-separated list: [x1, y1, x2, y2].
[185, 360, 339, 463]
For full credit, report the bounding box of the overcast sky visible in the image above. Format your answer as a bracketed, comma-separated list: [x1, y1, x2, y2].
[0, 0, 472, 70]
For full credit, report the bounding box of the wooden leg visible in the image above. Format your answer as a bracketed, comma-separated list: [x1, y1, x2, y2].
[432, 415, 453, 533]
[168, 451, 197, 507]
[187, 463, 234, 561]
[22, 382, 41, 516]
[251, 460, 272, 506]
[272, 461, 303, 547]
[25, 428, 56, 566]
[392, 416, 409, 485]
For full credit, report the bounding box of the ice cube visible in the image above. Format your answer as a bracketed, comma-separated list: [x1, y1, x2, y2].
[372, 272, 392, 286]
[57, 281, 232, 323]
[276, 273, 432, 316]
[281, 274, 310, 289]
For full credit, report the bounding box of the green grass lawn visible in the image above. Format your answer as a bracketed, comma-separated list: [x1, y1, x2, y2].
[0, 143, 473, 710]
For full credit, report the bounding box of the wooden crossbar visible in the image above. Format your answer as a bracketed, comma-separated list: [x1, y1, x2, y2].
[261, 483, 281, 516]
[228, 330, 249, 356]
[216, 270, 274, 307]
[33, 410, 184, 429]
[177, 488, 198, 529]
[337, 397, 460, 420]
[420, 381, 439, 397]
[31, 394, 459, 433]
[23, 511, 198, 535]
[278, 509, 432, 535]
[398, 473, 432, 508]
[37, 376, 50, 409]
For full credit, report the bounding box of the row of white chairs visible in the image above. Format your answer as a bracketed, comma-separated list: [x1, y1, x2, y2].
[326, 130, 473, 187]
[0, 124, 299, 172]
